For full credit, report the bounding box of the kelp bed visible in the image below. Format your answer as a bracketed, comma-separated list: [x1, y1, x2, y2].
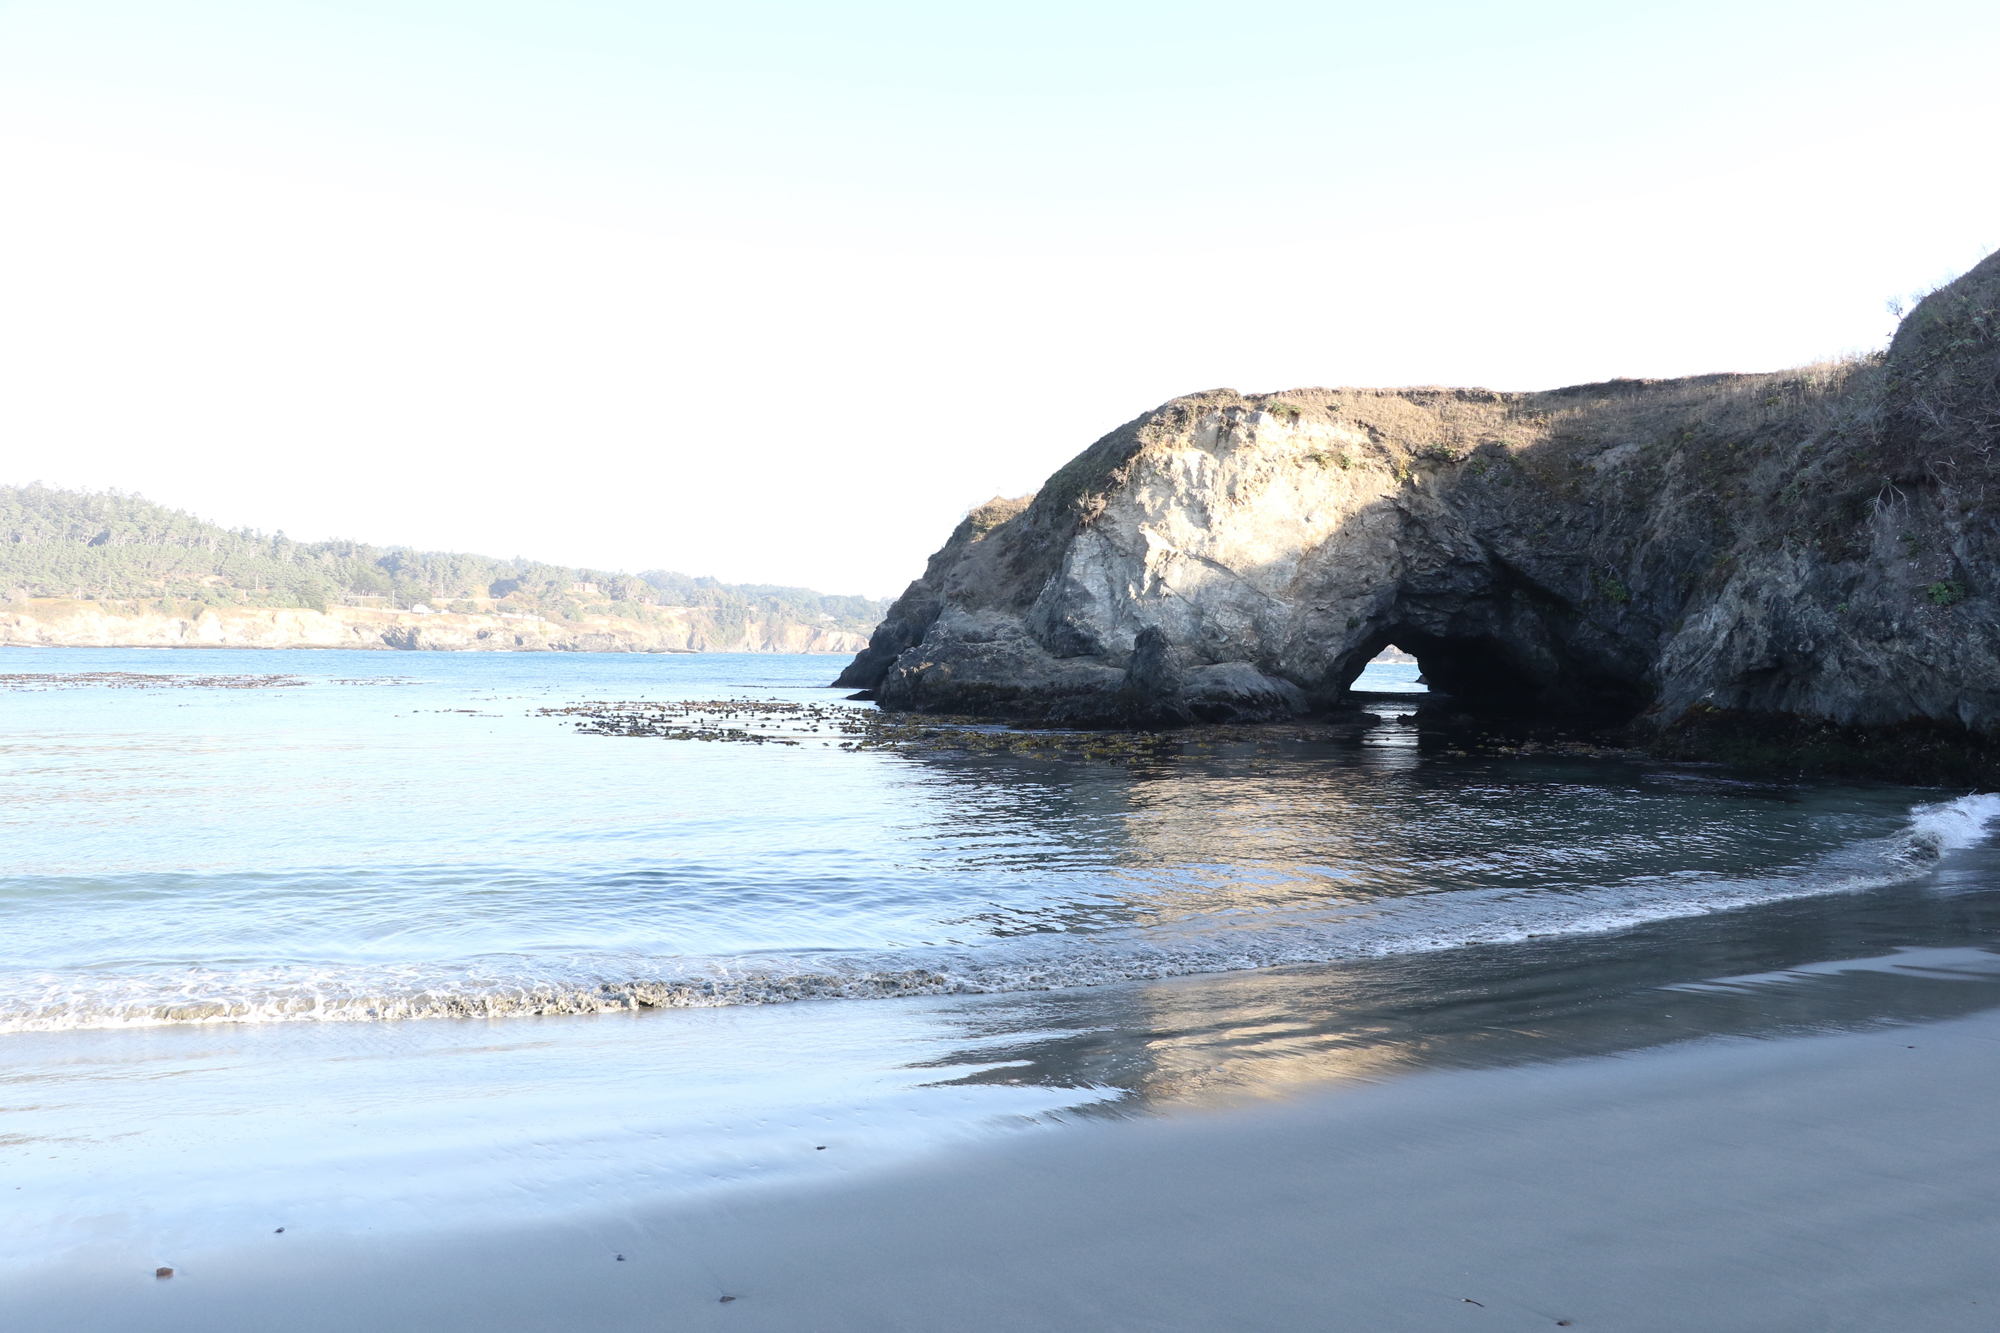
[0, 672, 421, 691]
[537, 697, 1646, 766]
[533, 696, 1627, 765]
[0, 672, 309, 691]
[537, 697, 1256, 761]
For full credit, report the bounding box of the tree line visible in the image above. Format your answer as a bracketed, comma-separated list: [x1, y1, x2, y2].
[0, 483, 889, 632]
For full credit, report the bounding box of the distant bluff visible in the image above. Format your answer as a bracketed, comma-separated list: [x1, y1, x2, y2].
[0, 484, 887, 654]
[837, 248, 2000, 779]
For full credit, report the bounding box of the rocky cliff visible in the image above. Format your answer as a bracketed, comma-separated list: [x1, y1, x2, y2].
[837, 250, 2000, 776]
[1, 600, 868, 654]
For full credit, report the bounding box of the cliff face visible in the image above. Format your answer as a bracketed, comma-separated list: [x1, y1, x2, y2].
[0, 601, 868, 654]
[837, 250, 2000, 765]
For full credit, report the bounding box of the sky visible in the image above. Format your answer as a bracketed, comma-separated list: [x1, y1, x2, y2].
[1, 1, 1995, 597]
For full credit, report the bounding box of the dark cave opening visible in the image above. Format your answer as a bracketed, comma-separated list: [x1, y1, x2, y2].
[1388, 629, 1547, 712]
[1345, 623, 1650, 726]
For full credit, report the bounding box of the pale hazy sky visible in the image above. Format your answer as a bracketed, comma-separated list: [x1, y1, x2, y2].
[2, 1, 1995, 597]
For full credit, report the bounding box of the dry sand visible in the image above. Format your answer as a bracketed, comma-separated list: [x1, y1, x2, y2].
[14, 1007, 2000, 1332]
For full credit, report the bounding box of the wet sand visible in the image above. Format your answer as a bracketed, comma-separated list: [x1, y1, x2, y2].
[15, 1005, 2000, 1333]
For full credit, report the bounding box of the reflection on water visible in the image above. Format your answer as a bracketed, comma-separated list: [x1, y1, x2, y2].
[918, 849, 2000, 1110]
[4, 649, 1999, 1268]
[3, 648, 1955, 1026]
[883, 735, 1940, 986]
[11, 865, 1999, 1268]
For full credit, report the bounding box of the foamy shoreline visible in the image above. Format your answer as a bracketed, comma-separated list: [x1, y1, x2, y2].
[18, 1007, 2000, 1331]
[9, 789, 1990, 1034]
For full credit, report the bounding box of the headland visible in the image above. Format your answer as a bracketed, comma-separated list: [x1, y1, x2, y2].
[836, 249, 2000, 780]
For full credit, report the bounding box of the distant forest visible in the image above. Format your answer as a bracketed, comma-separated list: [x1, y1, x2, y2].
[0, 484, 890, 633]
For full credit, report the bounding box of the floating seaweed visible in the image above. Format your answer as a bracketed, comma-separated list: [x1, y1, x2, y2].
[0, 671, 310, 691]
[537, 696, 1643, 765]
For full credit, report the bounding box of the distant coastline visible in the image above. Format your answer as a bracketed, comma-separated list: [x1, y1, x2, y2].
[0, 597, 867, 653]
[1, 483, 887, 654]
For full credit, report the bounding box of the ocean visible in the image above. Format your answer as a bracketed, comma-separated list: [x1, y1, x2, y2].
[6, 648, 2000, 1277]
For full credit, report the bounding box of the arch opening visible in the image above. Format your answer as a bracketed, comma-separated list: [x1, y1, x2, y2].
[1334, 615, 1651, 724]
[1350, 644, 1427, 694]
[1388, 628, 1550, 713]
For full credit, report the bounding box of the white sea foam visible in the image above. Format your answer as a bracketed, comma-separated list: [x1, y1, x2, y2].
[1901, 791, 2000, 859]
[5, 791, 1990, 1033]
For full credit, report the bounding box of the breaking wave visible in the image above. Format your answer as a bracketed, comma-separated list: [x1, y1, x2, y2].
[1901, 792, 2000, 860]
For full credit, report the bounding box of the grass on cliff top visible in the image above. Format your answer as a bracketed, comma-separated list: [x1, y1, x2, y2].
[1027, 356, 1893, 519]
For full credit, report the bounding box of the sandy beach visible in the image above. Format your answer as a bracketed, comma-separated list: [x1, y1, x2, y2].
[7, 2, 1999, 1328]
[15, 1004, 1998, 1333]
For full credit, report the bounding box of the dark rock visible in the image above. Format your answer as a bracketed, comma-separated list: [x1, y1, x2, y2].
[834, 250, 2000, 777]
[832, 496, 1032, 689]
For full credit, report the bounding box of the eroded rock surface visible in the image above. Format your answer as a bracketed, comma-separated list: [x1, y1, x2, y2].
[838, 250, 2000, 770]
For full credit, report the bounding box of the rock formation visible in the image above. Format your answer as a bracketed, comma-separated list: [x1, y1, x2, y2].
[837, 249, 2000, 774]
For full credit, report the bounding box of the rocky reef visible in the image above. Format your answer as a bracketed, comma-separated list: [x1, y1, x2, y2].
[837, 250, 2000, 779]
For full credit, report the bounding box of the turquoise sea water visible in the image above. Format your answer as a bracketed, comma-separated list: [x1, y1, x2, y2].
[5, 648, 2000, 1274]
